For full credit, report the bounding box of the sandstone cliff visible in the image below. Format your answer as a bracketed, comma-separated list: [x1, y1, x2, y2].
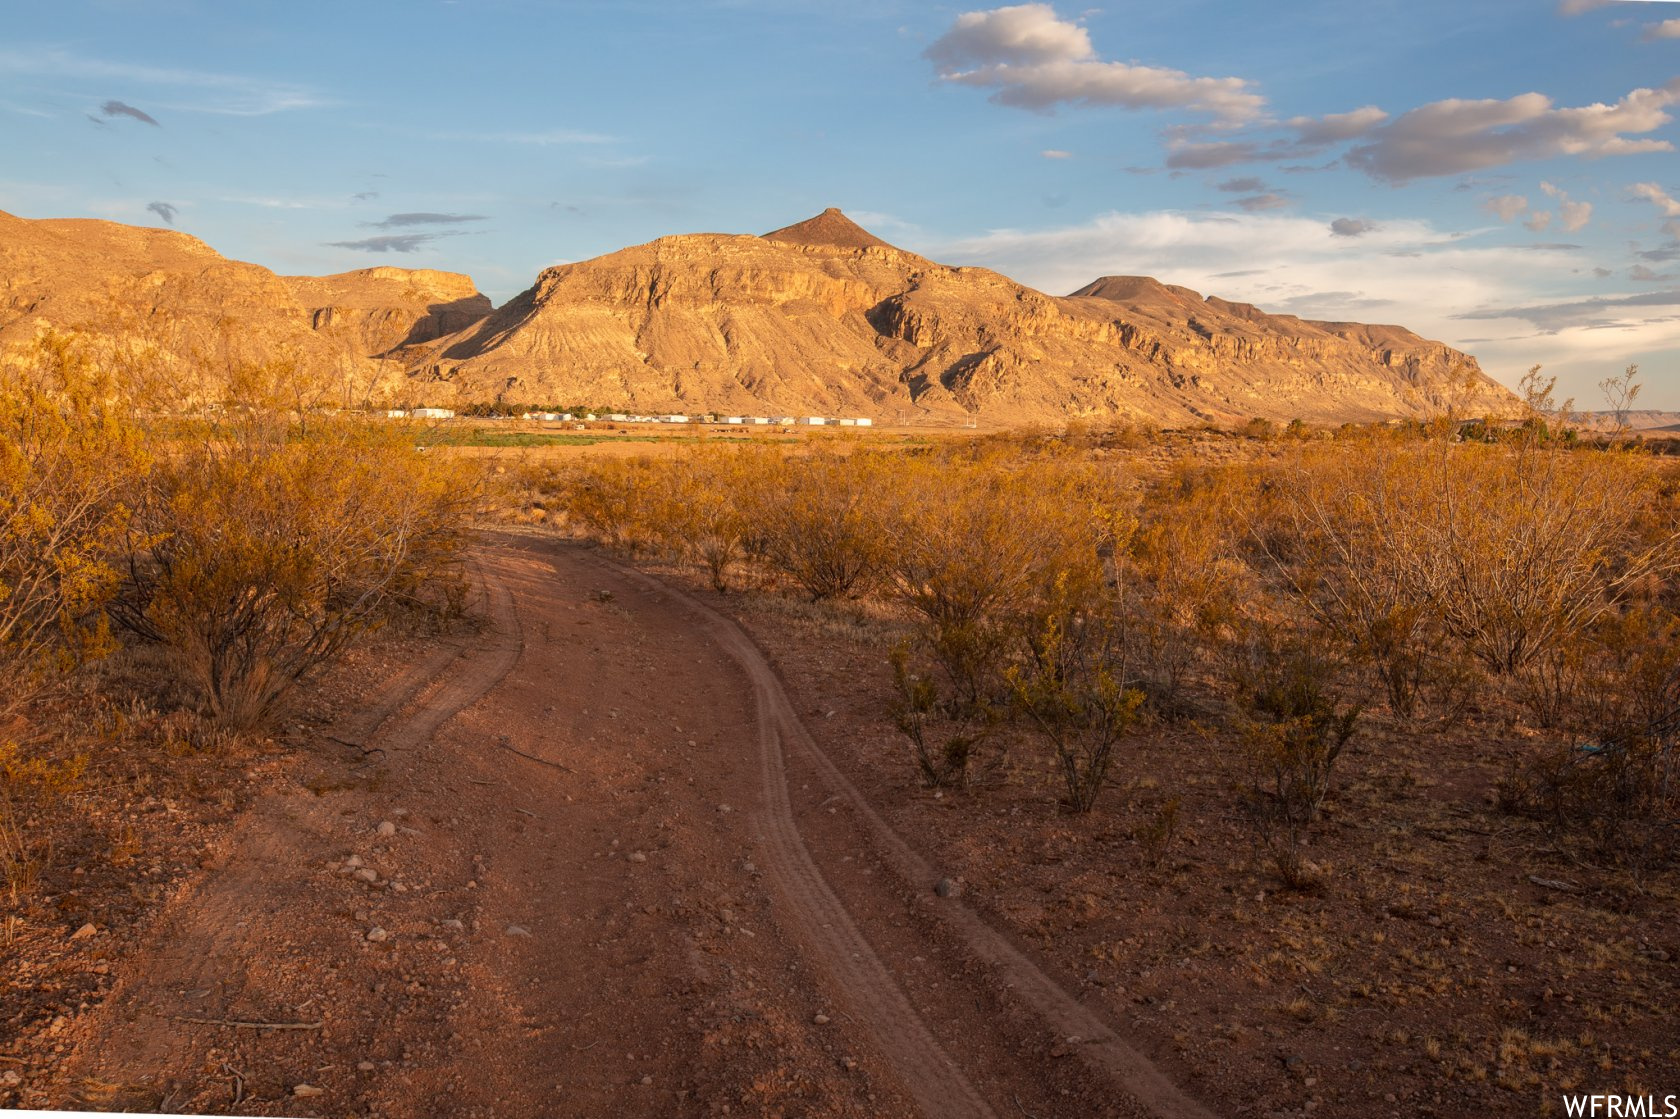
[283, 267, 492, 358]
[0, 209, 490, 404]
[401, 209, 1511, 423]
[0, 205, 1509, 424]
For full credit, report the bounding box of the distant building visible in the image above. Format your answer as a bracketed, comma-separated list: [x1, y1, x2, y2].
[749, 416, 772, 425]
[776, 416, 795, 425]
[661, 414, 690, 424]
[607, 413, 629, 422]
[385, 409, 408, 418]
[838, 418, 856, 427]
[803, 417, 827, 426]
[854, 417, 873, 427]
[723, 416, 744, 424]
[412, 407, 454, 419]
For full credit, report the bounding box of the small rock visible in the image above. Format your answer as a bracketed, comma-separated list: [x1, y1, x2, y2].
[0, 1070, 19, 1087]
[717, 804, 732, 814]
[366, 927, 389, 943]
[628, 851, 647, 863]
[814, 1013, 831, 1025]
[506, 924, 532, 938]
[345, 854, 365, 868]
[376, 821, 397, 837]
[70, 923, 98, 940]
[357, 1061, 375, 1072]
[441, 919, 464, 930]
[355, 867, 380, 884]
[293, 1084, 324, 1097]
[934, 878, 959, 899]
[640, 1075, 654, 1086]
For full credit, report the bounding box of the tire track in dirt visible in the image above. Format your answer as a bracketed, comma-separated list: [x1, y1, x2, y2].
[583, 546, 1219, 1119]
[48, 553, 525, 1112]
[576, 549, 997, 1119]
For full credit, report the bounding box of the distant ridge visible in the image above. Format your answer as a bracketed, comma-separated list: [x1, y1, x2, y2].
[0, 205, 1516, 423]
[764, 207, 896, 251]
[397, 209, 1515, 424]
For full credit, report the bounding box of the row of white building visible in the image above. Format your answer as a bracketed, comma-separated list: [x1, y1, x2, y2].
[381, 408, 874, 427]
[527, 412, 873, 427]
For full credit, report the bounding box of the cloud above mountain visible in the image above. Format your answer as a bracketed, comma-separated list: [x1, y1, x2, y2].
[925, 4, 1263, 121]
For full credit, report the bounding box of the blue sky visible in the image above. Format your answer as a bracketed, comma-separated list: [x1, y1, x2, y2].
[2, 0, 1678, 407]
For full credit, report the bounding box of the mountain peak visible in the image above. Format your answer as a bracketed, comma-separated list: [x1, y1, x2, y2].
[763, 208, 894, 251]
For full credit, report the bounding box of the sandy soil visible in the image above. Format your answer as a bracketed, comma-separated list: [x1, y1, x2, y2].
[30, 533, 1207, 1118]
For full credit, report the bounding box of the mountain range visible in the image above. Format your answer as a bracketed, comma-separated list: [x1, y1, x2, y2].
[0, 206, 1513, 424]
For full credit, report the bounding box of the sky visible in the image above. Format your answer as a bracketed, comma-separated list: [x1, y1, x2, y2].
[2, 1, 1679, 408]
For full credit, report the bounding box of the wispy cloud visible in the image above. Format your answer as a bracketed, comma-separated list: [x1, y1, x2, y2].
[1644, 18, 1680, 39]
[1330, 218, 1376, 237]
[1345, 80, 1680, 182]
[364, 212, 487, 229]
[100, 98, 158, 125]
[925, 4, 1264, 122]
[326, 233, 458, 253]
[1540, 181, 1592, 232]
[1040, 148, 1072, 159]
[0, 48, 327, 115]
[145, 200, 177, 225]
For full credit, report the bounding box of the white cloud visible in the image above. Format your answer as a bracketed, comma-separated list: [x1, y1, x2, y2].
[1484, 194, 1530, 221]
[1539, 181, 1593, 232]
[1559, 0, 1614, 14]
[1630, 180, 1680, 217]
[1287, 106, 1388, 145]
[1525, 210, 1554, 232]
[1644, 18, 1680, 40]
[1345, 80, 1680, 182]
[1040, 148, 1073, 159]
[0, 48, 327, 115]
[925, 4, 1264, 121]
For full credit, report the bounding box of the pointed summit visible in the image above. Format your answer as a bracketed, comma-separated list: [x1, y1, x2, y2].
[763, 207, 895, 251]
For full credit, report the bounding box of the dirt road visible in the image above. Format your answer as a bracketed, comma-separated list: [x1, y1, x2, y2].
[45, 533, 1215, 1118]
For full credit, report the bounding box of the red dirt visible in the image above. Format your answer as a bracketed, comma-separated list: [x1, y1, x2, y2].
[30, 533, 1209, 1118]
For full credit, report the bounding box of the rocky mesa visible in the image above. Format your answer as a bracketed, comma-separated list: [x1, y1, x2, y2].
[399, 208, 1512, 424]
[0, 208, 491, 403]
[0, 204, 1511, 423]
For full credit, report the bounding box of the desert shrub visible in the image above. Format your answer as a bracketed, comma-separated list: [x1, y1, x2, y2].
[1255, 440, 1474, 720]
[117, 402, 470, 729]
[1503, 605, 1680, 871]
[751, 451, 892, 602]
[1230, 627, 1363, 890]
[888, 640, 995, 789]
[1134, 796, 1181, 868]
[888, 456, 1105, 711]
[1120, 464, 1249, 712]
[562, 457, 663, 553]
[1413, 441, 1676, 676]
[1008, 580, 1145, 813]
[0, 333, 147, 716]
[658, 448, 757, 591]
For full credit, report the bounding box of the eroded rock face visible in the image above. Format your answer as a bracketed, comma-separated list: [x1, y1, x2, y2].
[0, 210, 490, 405]
[400, 210, 1512, 424]
[0, 205, 1510, 423]
[283, 267, 492, 356]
